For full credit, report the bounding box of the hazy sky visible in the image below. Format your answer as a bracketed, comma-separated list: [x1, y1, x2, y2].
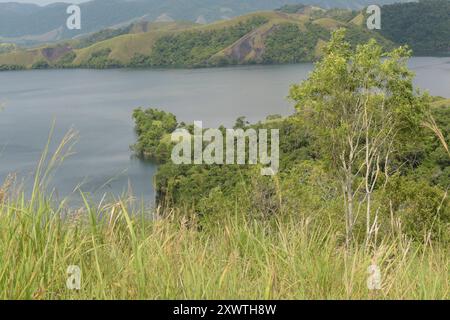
[0, 0, 88, 5]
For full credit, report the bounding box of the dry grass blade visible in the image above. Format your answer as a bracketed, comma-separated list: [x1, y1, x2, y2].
[0, 174, 14, 203]
[423, 114, 450, 157]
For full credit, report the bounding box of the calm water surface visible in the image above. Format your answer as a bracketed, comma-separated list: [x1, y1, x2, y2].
[0, 58, 449, 206]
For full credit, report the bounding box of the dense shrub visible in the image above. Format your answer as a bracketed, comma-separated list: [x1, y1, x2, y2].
[82, 48, 123, 69]
[31, 60, 50, 69]
[131, 108, 178, 163]
[0, 64, 25, 71]
[54, 51, 77, 68]
[383, 176, 449, 242]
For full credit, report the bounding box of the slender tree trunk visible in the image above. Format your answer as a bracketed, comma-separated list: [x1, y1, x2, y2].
[345, 173, 354, 248]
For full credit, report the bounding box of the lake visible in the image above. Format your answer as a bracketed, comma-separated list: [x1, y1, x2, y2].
[0, 57, 449, 206]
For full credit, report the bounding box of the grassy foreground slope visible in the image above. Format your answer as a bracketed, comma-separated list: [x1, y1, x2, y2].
[0, 187, 448, 299]
[0, 9, 392, 70]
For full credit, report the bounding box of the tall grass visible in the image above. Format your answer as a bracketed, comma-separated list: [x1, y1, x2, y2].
[0, 134, 448, 300]
[0, 191, 448, 299]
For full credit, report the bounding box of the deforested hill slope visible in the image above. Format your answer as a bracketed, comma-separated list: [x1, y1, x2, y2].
[0, 10, 393, 70]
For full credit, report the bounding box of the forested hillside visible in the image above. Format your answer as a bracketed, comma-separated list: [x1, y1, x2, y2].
[379, 0, 450, 55]
[0, 10, 392, 70]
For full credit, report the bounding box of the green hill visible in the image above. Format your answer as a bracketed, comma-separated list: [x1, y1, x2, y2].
[0, 9, 393, 70]
[378, 0, 450, 56]
[0, 0, 412, 45]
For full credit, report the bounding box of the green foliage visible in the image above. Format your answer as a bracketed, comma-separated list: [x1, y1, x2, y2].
[147, 17, 268, 67]
[277, 5, 358, 22]
[128, 53, 152, 68]
[379, 0, 450, 55]
[276, 4, 307, 14]
[0, 64, 24, 71]
[137, 32, 449, 245]
[0, 43, 17, 54]
[265, 114, 283, 121]
[1, 186, 448, 299]
[152, 116, 314, 208]
[263, 22, 393, 65]
[82, 48, 122, 69]
[404, 102, 450, 188]
[288, 29, 434, 245]
[322, 9, 359, 22]
[345, 25, 394, 50]
[384, 176, 449, 242]
[289, 29, 427, 174]
[31, 60, 50, 69]
[138, 103, 449, 245]
[73, 27, 130, 49]
[233, 116, 250, 129]
[131, 108, 178, 163]
[262, 23, 329, 63]
[54, 51, 77, 68]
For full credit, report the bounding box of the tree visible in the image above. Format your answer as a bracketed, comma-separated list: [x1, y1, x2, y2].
[131, 108, 178, 163]
[289, 29, 430, 248]
[31, 60, 50, 69]
[233, 116, 249, 129]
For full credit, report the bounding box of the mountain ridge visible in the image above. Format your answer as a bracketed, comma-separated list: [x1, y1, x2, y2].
[0, 9, 394, 70]
[0, 0, 412, 45]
